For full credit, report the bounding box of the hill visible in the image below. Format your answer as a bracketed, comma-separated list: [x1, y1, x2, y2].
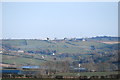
[1, 36, 119, 71]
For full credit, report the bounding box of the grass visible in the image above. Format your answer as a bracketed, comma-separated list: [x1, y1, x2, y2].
[2, 39, 111, 54]
[2, 55, 45, 65]
[55, 71, 118, 77]
[2, 39, 118, 72]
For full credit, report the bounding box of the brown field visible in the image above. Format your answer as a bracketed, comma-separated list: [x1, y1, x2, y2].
[100, 41, 120, 44]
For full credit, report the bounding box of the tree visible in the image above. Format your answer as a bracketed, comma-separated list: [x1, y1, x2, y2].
[90, 45, 95, 50]
[47, 38, 49, 41]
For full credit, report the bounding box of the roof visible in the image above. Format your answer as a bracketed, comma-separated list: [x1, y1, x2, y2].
[1, 70, 21, 74]
[21, 66, 40, 69]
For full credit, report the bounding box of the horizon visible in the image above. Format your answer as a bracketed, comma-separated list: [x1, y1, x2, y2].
[1, 35, 119, 40]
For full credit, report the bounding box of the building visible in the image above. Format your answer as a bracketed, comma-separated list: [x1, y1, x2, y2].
[21, 66, 40, 69]
[18, 50, 24, 53]
[70, 67, 88, 72]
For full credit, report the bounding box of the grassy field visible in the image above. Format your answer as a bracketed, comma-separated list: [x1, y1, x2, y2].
[2, 39, 117, 65]
[2, 39, 111, 54]
[2, 54, 46, 65]
[2, 39, 119, 75]
[55, 71, 118, 77]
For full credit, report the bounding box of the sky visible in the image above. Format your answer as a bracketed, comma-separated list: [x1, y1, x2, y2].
[1, 2, 118, 39]
[0, 2, 2, 39]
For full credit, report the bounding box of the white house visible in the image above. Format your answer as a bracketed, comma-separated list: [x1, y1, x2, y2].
[18, 50, 24, 53]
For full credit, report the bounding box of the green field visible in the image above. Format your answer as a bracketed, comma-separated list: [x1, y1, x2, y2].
[1, 38, 119, 73]
[2, 39, 113, 54]
[55, 71, 118, 77]
[2, 54, 46, 65]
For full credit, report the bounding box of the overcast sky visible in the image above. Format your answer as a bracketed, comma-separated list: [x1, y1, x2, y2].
[2, 2, 118, 39]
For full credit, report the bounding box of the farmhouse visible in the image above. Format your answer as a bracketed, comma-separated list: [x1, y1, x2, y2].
[17, 50, 24, 53]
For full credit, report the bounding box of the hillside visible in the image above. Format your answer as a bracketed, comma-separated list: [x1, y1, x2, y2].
[1, 36, 119, 71]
